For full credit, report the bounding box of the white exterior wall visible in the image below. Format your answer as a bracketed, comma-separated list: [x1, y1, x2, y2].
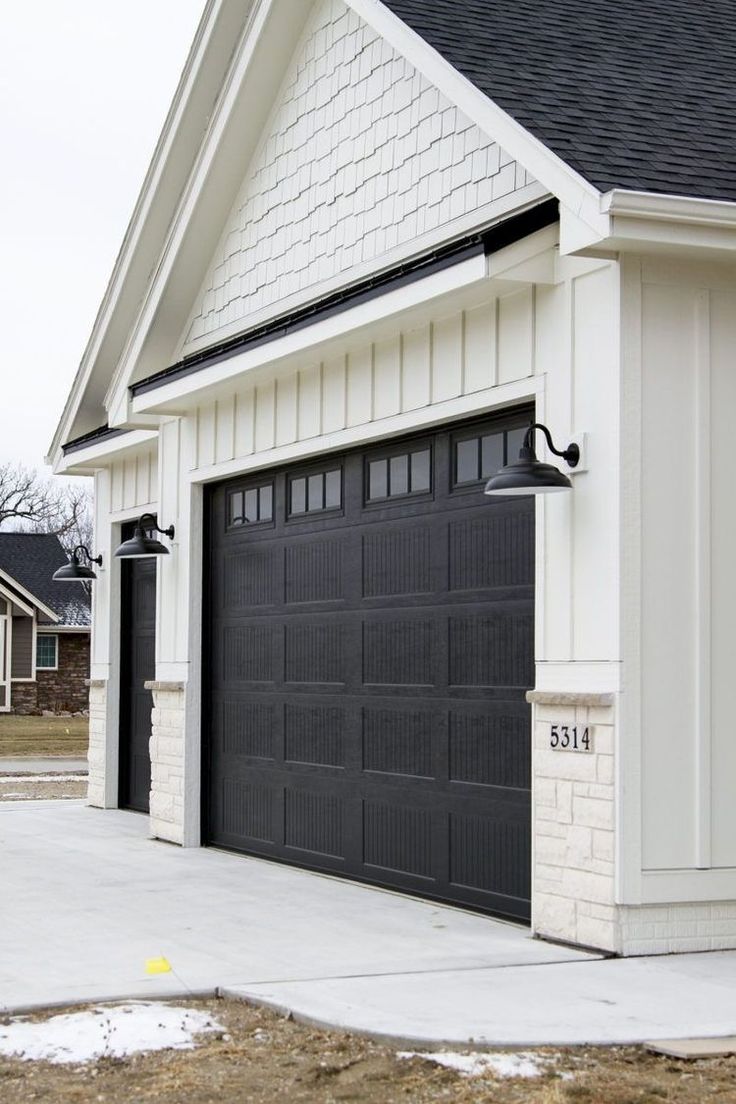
[613, 255, 736, 951]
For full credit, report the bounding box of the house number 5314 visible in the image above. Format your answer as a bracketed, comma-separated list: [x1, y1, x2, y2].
[549, 724, 592, 752]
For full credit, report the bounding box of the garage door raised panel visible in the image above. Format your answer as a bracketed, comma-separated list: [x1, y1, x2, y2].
[204, 411, 534, 920]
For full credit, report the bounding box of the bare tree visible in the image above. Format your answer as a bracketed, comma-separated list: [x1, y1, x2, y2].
[0, 462, 54, 528]
[28, 482, 94, 556]
[0, 463, 93, 555]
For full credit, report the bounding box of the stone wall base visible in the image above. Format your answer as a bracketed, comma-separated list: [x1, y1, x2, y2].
[146, 681, 186, 845]
[532, 693, 617, 953]
[87, 679, 107, 808]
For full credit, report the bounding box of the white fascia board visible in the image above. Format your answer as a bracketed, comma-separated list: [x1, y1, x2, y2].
[603, 189, 736, 226]
[0, 570, 59, 624]
[131, 251, 489, 415]
[348, 0, 608, 241]
[562, 188, 736, 257]
[54, 429, 159, 477]
[0, 580, 35, 618]
[48, 0, 256, 464]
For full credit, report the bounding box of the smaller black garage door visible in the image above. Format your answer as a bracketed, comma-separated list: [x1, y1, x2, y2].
[119, 526, 157, 812]
[204, 410, 534, 919]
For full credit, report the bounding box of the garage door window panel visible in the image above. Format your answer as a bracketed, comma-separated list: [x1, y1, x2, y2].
[366, 445, 432, 504]
[228, 483, 274, 528]
[289, 467, 343, 518]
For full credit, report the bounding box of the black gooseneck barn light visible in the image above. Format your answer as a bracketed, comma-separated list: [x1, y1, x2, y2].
[484, 422, 580, 496]
[114, 513, 175, 558]
[52, 544, 103, 582]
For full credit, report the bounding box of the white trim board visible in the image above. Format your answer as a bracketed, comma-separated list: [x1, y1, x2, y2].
[0, 570, 59, 624]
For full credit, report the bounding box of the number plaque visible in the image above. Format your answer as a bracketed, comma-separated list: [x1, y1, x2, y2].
[549, 723, 593, 752]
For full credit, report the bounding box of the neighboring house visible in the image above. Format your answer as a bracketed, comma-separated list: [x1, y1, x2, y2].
[0, 533, 91, 714]
[49, 0, 736, 957]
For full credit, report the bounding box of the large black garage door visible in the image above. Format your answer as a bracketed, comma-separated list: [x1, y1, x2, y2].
[204, 410, 534, 920]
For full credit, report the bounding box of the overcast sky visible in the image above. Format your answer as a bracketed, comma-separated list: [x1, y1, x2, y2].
[0, 0, 204, 473]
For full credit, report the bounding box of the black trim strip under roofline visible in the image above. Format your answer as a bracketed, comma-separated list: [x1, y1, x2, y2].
[130, 199, 558, 399]
[62, 424, 129, 456]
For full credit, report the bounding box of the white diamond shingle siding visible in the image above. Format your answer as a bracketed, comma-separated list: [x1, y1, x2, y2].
[184, 0, 538, 349]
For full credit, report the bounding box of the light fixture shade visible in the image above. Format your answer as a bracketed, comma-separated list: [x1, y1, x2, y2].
[484, 456, 573, 496]
[484, 424, 579, 497]
[114, 527, 170, 558]
[52, 560, 98, 581]
[52, 545, 102, 582]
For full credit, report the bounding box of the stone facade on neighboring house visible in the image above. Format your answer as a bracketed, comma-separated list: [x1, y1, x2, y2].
[35, 634, 91, 713]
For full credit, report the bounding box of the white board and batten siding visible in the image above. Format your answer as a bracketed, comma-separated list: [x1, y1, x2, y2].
[182, 255, 622, 678]
[622, 256, 736, 894]
[189, 291, 535, 470]
[90, 443, 158, 680]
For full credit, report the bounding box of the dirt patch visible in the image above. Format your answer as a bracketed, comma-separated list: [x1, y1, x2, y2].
[1, 998, 736, 1103]
[0, 776, 87, 801]
[0, 715, 88, 757]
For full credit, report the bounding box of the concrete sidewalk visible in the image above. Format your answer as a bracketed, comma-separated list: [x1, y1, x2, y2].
[2, 801, 736, 1045]
[0, 757, 88, 774]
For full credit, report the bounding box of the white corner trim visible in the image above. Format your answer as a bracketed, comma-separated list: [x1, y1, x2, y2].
[348, 0, 607, 237]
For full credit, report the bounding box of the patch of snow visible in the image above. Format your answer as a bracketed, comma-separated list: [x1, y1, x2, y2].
[0, 1002, 223, 1065]
[399, 1050, 557, 1079]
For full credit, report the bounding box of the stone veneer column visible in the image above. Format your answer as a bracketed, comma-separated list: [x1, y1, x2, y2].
[145, 680, 187, 844]
[86, 678, 108, 808]
[530, 690, 618, 953]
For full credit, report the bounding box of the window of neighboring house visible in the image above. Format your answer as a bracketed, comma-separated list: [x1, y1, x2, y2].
[36, 634, 58, 671]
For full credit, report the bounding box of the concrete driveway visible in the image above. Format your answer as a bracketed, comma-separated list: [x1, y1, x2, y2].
[3, 801, 736, 1045]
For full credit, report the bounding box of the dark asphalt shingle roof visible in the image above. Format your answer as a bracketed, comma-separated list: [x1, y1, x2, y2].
[0, 533, 91, 628]
[382, 0, 736, 202]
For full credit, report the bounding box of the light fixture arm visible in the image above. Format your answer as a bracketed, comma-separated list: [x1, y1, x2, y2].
[138, 513, 175, 541]
[523, 423, 580, 468]
[72, 544, 103, 567]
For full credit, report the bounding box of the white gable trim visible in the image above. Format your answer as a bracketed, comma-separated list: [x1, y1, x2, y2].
[0, 580, 35, 619]
[48, 0, 261, 466]
[104, 0, 316, 433]
[0, 570, 59, 624]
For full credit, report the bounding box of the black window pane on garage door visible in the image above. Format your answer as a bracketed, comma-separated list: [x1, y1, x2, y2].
[204, 410, 535, 920]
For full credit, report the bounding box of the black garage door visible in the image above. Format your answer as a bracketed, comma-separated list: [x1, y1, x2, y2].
[203, 410, 534, 920]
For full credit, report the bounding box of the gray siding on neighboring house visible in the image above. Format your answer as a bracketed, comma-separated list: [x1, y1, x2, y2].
[11, 616, 33, 679]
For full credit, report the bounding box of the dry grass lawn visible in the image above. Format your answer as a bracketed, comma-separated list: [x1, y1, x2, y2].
[0, 715, 88, 757]
[1, 998, 736, 1103]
